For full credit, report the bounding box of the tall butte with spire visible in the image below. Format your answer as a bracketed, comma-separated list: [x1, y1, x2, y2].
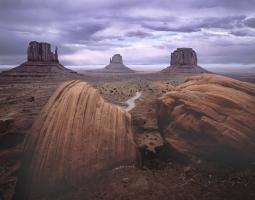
[1, 41, 77, 77]
[27, 41, 59, 63]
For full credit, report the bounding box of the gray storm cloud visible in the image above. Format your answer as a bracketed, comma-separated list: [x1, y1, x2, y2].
[0, 0, 255, 66]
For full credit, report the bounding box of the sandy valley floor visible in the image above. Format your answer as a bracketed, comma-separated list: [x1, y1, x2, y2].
[0, 71, 255, 200]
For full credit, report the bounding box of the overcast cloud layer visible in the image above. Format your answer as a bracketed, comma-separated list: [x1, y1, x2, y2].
[0, 0, 255, 67]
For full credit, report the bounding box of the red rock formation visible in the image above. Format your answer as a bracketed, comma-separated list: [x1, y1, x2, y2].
[1, 41, 76, 77]
[157, 74, 255, 163]
[27, 41, 59, 63]
[162, 48, 208, 73]
[14, 80, 136, 199]
[104, 54, 134, 73]
[170, 48, 197, 66]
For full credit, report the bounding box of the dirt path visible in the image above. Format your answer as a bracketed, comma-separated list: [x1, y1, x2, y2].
[124, 92, 142, 112]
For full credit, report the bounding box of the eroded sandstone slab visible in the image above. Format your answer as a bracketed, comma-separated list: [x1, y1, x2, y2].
[157, 74, 255, 163]
[14, 80, 136, 199]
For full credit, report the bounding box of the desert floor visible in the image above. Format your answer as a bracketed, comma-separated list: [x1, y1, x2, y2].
[0, 71, 255, 200]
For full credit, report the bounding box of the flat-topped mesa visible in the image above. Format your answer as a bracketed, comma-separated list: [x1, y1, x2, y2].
[161, 48, 207, 73]
[27, 41, 59, 63]
[171, 48, 197, 66]
[104, 54, 134, 73]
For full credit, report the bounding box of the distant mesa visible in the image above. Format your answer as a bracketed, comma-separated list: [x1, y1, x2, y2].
[1, 41, 77, 77]
[13, 80, 136, 199]
[161, 48, 208, 73]
[104, 54, 134, 73]
[171, 48, 197, 66]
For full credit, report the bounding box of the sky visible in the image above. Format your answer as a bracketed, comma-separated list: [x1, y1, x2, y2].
[0, 0, 255, 68]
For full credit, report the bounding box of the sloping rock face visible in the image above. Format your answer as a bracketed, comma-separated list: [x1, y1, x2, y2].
[162, 48, 207, 73]
[157, 74, 255, 163]
[1, 63, 76, 77]
[104, 54, 134, 73]
[14, 80, 136, 199]
[1, 41, 76, 77]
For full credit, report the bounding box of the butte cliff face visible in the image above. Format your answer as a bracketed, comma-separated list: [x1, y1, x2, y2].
[157, 74, 255, 163]
[171, 48, 197, 66]
[104, 54, 134, 73]
[162, 48, 207, 73]
[27, 41, 59, 63]
[1, 41, 76, 77]
[14, 80, 136, 199]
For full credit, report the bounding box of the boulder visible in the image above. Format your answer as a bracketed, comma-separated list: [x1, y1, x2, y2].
[161, 48, 207, 73]
[13, 80, 136, 199]
[157, 74, 255, 163]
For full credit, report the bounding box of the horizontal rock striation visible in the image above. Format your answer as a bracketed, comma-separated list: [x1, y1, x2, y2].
[104, 54, 134, 73]
[161, 48, 207, 73]
[1, 62, 76, 77]
[13, 80, 136, 199]
[157, 74, 255, 163]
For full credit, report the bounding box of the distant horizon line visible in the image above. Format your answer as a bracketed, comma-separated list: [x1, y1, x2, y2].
[0, 63, 254, 70]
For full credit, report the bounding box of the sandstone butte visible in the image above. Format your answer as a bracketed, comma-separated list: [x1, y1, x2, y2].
[157, 74, 255, 163]
[104, 54, 134, 73]
[161, 48, 208, 73]
[13, 80, 136, 200]
[1, 41, 76, 77]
